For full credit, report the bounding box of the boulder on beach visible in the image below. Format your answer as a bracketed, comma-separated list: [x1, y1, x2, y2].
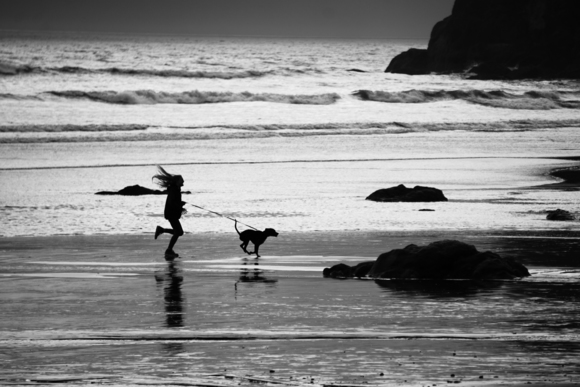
[323, 240, 530, 280]
[385, 0, 580, 79]
[95, 185, 166, 196]
[322, 261, 375, 279]
[546, 209, 576, 221]
[366, 184, 447, 202]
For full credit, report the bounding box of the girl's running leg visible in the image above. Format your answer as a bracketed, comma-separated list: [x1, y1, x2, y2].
[166, 219, 184, 255]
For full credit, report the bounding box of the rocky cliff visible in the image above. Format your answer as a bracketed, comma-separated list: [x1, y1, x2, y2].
[386, 0, 580, 79]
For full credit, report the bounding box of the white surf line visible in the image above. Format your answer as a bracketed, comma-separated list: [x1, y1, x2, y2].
[7, 331, 579, 343]
[2, 156, 568, 171]
[26, 260, 330, 273]
[0, 273, 141, 278]
[199, 264, 326, 272]
[0, 373, 298, 387]
[192, 256, 371, 263]
[487, 235, 580, 240]
[29, 261, 160, 266]
[0, 375, 120, 384]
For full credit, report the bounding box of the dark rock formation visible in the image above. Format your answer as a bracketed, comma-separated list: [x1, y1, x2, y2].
[384, 48, 429, 75]
[546, 209, 576, 221]
[323, 240, 530, 280]
[366, 184, 448, 202]
[322, 261, 375, 279]
[386, 0, 580, 79]
[96, 185, 166, 196]
[551, 168, 580, 184]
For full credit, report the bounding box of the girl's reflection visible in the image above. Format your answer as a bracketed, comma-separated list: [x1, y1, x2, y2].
[155, 261, 185, 328]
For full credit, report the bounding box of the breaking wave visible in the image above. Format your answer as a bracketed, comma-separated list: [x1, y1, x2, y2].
[63, 67, 271, 79]
[48, 90, 341, 105]
[0, 124, 148, 133]
[0, 60, 308, 79]
[0, 93, 42, 101]
[2, 119, 580, 144]
[198, 118, 580, 132]
[353, 89, 580, 110]
[0, 61, 37, 75]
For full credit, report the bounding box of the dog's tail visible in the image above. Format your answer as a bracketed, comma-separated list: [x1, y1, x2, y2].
[234, 219, 241, 236]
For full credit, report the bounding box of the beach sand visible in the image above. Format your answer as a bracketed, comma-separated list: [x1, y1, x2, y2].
[1, 230, 579, 386]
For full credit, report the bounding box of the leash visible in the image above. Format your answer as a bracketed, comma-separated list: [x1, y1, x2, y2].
[188, 204, 260, 231]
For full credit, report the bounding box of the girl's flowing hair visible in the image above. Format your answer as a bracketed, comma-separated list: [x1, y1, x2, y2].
[152, 166, 181, 189]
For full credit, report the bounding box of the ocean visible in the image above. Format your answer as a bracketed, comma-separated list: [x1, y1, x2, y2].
[1, 30, 580, 237]
[1, 30, 579, 385]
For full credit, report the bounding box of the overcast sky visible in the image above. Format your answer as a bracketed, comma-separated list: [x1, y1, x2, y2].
[1, 0, 454, 39]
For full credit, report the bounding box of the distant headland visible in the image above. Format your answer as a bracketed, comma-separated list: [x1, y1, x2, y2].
[386, 0, 580, 79]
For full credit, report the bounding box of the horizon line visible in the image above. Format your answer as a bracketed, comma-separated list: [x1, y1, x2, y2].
[0, 28, 431, 41]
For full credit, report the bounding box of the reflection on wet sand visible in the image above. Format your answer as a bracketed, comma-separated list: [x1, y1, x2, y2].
[235, 260, 278, 297]
[155, 262, 186, 354]
[155, 262, 184, 328]
[2, 232, 579, 385]
[375, 279, 503, 298]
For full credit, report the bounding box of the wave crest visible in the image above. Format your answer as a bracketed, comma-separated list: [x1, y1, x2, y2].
[97, 67, 271, 79]
[0, 61, 37, 75]
[2, 119, 580, 144]
[0, 93, 42, 101]
[49, 90, 341, 105]
[352, 89, 580, 110]
[0, 124, 147, 133]
[0, 60, 272, 79]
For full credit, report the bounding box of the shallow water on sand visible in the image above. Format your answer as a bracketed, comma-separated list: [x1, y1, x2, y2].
[1, 232, 579, 385]
[2, 151, 580, 237]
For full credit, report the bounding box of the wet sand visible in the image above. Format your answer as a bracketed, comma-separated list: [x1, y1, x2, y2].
[1, 230, 579, 386]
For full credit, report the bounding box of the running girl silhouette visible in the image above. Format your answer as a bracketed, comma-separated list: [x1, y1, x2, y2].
[153, 166, 186, 259]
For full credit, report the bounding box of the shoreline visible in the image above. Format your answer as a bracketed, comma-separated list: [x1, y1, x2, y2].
[2, 155, 579, 172]
[2, 228, 579, 267]
[1, 230, 579, 386]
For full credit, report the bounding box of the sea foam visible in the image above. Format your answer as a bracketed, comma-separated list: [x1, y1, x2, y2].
[0, 60, 273, 79]
[48, 90, 341, 105]
[353, 89, 580, 110]
[2, 119, 580, 144]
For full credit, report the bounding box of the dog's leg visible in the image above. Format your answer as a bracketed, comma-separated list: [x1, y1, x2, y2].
[240, 241, 251, 254]
[254, 244, 261, 258]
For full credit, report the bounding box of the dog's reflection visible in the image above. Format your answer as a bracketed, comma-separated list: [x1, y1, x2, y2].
[155, 261, 184, 328]
[235, 260, 278, 297]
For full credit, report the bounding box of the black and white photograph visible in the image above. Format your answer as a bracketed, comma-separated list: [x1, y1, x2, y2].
[1, 0, 579, 385]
